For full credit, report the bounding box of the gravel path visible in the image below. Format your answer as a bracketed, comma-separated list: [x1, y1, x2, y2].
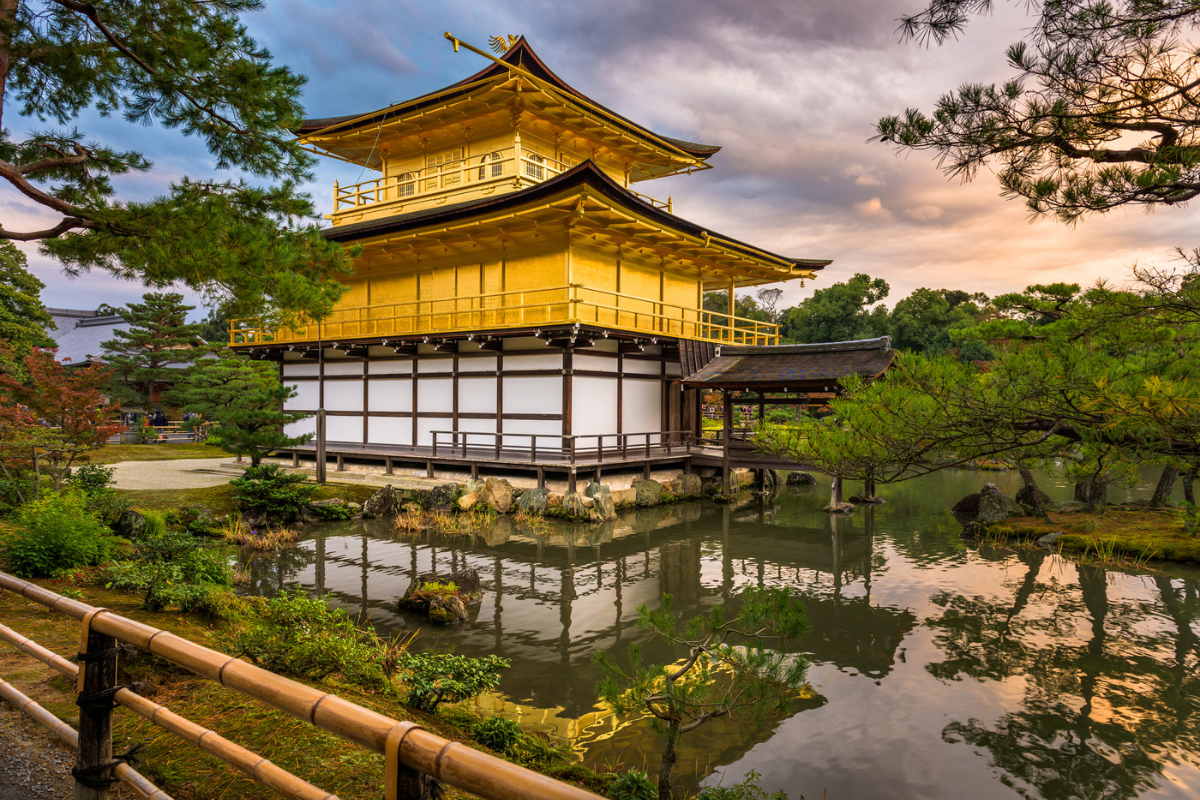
[109, 457, 236, 490]
[0, 706, 75, 800]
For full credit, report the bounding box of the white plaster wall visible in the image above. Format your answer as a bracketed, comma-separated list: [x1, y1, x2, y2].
[417, 357, 454, 374]
[458, 356, 498, 373]
[368, 378, 411, 412]
[572, 376, 618, 437]
[324, 380, 363, 413]
[503, 337, 550, 351]
[664, 362, 682, 377]
[417, 378, 453, 412]
[622, 379, 662, 439]
[623, 359, 662, 375]
[457, 418, 498, 435]
[416, 418, 455, 447]
[502, 376, 561, 414]
[368, 416, 410, 446]
[574, 353, 616, 372]
[458, 377, 498, 413]
[369, 360, 412, 375]
[323, 361, 363, 376]
[282, 363, 319, 378]
[503, 352, 563, 370]
[499, 418, 562, 448]
[284, 417, 316, 440]
[326, 415, 363, 443]
[284, 381, 318, 410]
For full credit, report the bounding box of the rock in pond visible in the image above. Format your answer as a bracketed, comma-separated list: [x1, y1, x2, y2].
[426, 482, 462, 512]
[458, 492, 480, 511]
[515, 487, 549, 515]
[480, 477, 514, 513]
[977, 483, 1026, 523]
[632, 478, 663, 507]
[363, 485, 403, 518]
[585, 483, 617, 520]
[787, 472, 818, 486]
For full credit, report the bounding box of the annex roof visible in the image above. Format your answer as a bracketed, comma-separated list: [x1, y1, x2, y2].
[681, 336, 896, 391]
[296, 38, 719, 181]
[52, 315, 127, 366]
[325, 161, 830, 287]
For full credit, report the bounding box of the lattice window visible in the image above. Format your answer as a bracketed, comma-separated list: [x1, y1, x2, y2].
[478, 152, 503, 180]
[425, 148, 464, 191]
[524, 152, 545, 181]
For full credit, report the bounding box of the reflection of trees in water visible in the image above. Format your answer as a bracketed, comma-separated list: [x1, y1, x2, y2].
[926, 549, 1200, 799]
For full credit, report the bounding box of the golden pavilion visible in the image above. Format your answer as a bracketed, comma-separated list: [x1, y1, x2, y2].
[231, 35, 831, 480]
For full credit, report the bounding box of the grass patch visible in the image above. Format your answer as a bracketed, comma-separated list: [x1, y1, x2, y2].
[984, 506, 1200, 566]
[90, 443, 223, 464]
[0, 578, 607, 800]
[116, 483, 379, 516]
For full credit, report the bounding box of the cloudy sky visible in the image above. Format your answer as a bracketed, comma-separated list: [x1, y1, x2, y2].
[11, 0, 1198, 313]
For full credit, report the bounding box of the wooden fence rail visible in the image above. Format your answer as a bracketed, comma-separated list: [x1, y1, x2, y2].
[0, 572, 604, 800]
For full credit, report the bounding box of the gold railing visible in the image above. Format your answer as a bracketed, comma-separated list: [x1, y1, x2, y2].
[331, 145, 670, 218]
[230, 285, 778, 346]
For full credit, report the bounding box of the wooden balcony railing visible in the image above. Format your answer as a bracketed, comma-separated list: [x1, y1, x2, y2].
[331, 145, 669, 219]
[230, 285, 778, 347]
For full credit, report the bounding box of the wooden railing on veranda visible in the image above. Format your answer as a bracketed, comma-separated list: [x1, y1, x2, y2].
[229, 284, 779, 347]
[0, 571, 602, 800]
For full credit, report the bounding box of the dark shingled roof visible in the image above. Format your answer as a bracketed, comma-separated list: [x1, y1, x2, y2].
[681, 337, 896, 391]
[296, 38, 721, 159]
[322, 161, 830, 275]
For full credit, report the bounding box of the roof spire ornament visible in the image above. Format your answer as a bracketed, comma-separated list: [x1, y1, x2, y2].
[488, 34, 520, 54]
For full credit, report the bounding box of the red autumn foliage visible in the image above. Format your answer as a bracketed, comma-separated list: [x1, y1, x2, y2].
[0, 348, 124, 490]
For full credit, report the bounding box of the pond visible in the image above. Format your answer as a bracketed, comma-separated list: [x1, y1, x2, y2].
[242, 468, 1200, 800]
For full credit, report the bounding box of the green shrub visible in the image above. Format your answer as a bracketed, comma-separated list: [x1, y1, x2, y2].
[399, 651, 509, 712]
[230, 464, 317, 521]
[607, 771, 657, 800]
[86, 489, 134, 525]
[473, 716, 521, 754]
[694, 771, 790, 800]
[67, 463, 116, 495]
[0, 471, 36, 513]
[103, 513, 230, 610]
[0, 491, 113, 577]
[186, 587, 248, 620]
[765, 408, 795, 425]
[310, 501, 352, 521]
[230, 590, 397, 689]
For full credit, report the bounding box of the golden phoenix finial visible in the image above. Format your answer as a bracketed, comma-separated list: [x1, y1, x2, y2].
[488, 34, 520, 54]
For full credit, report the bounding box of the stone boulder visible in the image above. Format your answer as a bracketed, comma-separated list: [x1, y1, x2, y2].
[547, 493, 563, 510]
[480, 477, 514, 513]
[426, 482, 462, 512]
[1037, 531, 1066, 546]
[824, 500, 856, 514]
[515, 487, 549, 515]
[457, 492, 480, 511]
[976, 483, 1027, 523]
[632, 479, 663, 507]
[762, 469, 778, 490]
[951, 493, 983, 515]
[113, 509, 147, 539]
[585, 483, 617, 521]
[675, 473, 703, 497]
[562, 492, 590, 520]
[848, 495, 886, 505]
[428, 594, 469, 625]
[464, 478, 485, 496]
[787, 472, 818, 486]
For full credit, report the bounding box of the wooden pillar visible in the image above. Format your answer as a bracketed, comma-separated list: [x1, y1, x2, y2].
[385, 456, 393, 476]
[722, 390, 733, 493]
[335, 453, 344, 472]
[315, 410, 327, 485]
[426, 460, 434, 479]
[291, 451, 299, 468]
[568, 468, 577, 494]
[75, 614, 117, 800]
[727, 277, 735, 342]
[537, 466, 545, 489]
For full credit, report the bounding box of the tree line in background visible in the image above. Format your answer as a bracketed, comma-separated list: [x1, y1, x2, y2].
[706, 273, 993, 360]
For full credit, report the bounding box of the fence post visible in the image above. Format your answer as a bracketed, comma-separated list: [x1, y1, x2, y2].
[385, 722, 429, 800]
[74, 610, 118, 800]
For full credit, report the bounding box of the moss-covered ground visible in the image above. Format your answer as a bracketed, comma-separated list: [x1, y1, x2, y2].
[0, 580, 612, 800]
[115, 482, 379, 517]
[89, 443, 224, 464]
[981, 505, 1200, 566]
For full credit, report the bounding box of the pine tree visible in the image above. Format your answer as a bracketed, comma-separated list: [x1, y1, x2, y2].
[0, 0, 352, 320]
[877, 1, 1200, 222]
[101, 292, 205, 407]
[166, 352, 311, 466]
[0, 242, 55, 380]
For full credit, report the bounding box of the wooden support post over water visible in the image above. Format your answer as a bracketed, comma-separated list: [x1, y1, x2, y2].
[426, 460, 434, 479]
[722, 391, 733, 493]
[315, 410, 327, 485]
[643, 462, 651, 480]
[75, 610, 117, 800]
[336, 454, 344, 472]
[385, 457, 394, 476]
[568, 469, 577, 494]
[537, 467, 545, 489]
[291, 451, 299, 468]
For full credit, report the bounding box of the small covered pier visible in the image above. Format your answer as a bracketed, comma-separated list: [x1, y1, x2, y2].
[681, 337, 897, 491]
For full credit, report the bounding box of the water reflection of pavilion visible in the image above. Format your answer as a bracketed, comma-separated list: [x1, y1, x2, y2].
[248, 497, 916, 715]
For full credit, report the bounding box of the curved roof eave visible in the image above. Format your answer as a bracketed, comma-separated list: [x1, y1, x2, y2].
[296, 38, 721, 160]
[322, 160, 829, 274]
